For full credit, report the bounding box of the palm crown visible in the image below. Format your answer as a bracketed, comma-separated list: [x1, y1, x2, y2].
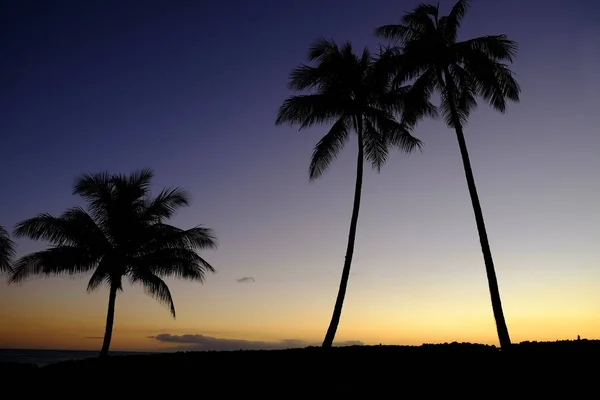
[275, 38, 433, 179]
[375, 0, 520, 127]
[10, 168, 217, 318]
[0, 225, 16, 273]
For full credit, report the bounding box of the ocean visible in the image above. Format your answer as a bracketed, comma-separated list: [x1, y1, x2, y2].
[0, 348, 153, 366]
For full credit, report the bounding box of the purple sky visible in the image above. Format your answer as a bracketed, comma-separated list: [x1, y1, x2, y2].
[1, 0, 599, 351]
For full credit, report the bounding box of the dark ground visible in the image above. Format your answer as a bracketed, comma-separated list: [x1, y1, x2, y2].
[2, 340, 599, 396]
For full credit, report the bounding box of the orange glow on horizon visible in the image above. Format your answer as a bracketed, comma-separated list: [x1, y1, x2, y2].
[1, 273, 598, 351]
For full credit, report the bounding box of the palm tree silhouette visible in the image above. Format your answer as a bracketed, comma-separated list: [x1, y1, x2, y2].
[9, 169, 218, 357]
[375, 0, 520, 349]
[276, 39, 432, 348]
[0, 225, 16, 273]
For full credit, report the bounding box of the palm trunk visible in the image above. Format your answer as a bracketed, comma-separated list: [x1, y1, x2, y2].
[443, 69, 511, 349]
[99, 283, 118, 357]
[322, 119, 365, 348]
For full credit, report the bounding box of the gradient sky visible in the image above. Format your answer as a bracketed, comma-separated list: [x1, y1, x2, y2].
[1, 0, 599, 352]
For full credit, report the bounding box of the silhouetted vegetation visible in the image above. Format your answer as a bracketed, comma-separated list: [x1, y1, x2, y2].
[7, 169, 217, 357]
[374, 0, 520, 348]
[276, 38, 433, 347]
[3, 0, 594, 367]
[0, 225, 15, 273]
[272, 0, 523, 349]
[2, 341, 598, 395]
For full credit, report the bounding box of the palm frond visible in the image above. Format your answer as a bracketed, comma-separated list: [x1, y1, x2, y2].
[13, 207, 109, 251]
[73, 170, 155, 236]
[142, 187, 190, 222]
[369, 50, 437, 127]
[399, 69, 440, 127]
[86, 258, 113, 292]
[109, 169, 154, 201]
[372, 84, 408, 114]
[307, 38, 339, 62]
[72, 171, 113, 205]
[453, 37, 520, 113]
[61, 207, 110, 250]
[369, 44, 399, 74]
[276, 94, 346, 130]
[308, 116, 351, 180]
[94, 170, 161, 244]
[438, 64, 478, 127]
[9, 246, 100, 284]
[389, 125, 423, 153]
[462, 57, 520, 112]
[358, 46, 371, 70]
[454, 35, 518, 63]
[375, 24, 404, 41]
[450, 64, 479, 117]
[440, 0, 469, 44]
[339, 41, 355, 60]
[364, 108, 423, 153]
[139, 224, 218, 253]
[401, 3, 439, 33]
[13, 214, 67, 243]
[131, 247, 215, 282]
[178, 226, 218, 249]
[130, 272, 176, 317]
[288, 64, 332, 92]
[382, 51, 428, 88]
[126, 168, 154, 191]
[375, 24, 427, 44]
[361, 118, 389, 172]
[0, 225, 16, 273]
[72, 171, 115, 232]
[110, 170, 153, 215]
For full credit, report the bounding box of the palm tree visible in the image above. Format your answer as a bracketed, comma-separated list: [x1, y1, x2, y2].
[375, 0, 520, 349]
[9, 169, 218, 357]
[0, 225, 16, 274]
[276, 39, 433, 348]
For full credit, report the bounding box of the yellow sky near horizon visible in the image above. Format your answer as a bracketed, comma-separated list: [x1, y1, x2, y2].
[2, 265, 599, 351]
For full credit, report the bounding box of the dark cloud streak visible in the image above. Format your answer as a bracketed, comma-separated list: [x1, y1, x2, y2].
[236, 277, 255, 283]
[153, 333, 363, 351]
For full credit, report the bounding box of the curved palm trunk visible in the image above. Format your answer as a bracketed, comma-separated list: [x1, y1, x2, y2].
[322, 119, 365, 348]
[443, 69, 512, 349]
[99, 284, 118, 357]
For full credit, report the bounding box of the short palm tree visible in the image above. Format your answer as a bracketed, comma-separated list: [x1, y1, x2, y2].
[0, 225, 16, 274]
[276, 39, 433, 348]
[9, 169, 218, 357]
[375, 0, 520, 349]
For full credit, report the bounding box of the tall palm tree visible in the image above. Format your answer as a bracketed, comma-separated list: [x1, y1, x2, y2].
[375, 0, 520, 349]
[0, 225, 16, 274]
[276, 39, 433, 348]
[9, 169, 218, 357]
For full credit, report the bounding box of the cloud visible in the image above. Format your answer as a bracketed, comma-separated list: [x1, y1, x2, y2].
[152, 333, 363, 351]
[236, 277, 255, 283]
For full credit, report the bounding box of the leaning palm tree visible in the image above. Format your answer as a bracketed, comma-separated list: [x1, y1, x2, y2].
[0, 225, 16, 273]
[276, 39, 433, 348]
[9, 169, 218, 357]
[375, 0, 520, 349]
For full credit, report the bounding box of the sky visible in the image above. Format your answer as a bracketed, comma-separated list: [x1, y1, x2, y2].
[1, 0, 599, 352]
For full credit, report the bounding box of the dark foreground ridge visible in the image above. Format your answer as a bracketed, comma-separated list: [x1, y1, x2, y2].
[2, 341, 598, 396]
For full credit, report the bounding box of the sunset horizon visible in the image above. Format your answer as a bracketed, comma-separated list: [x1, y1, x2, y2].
[2, 0, 599, 358]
